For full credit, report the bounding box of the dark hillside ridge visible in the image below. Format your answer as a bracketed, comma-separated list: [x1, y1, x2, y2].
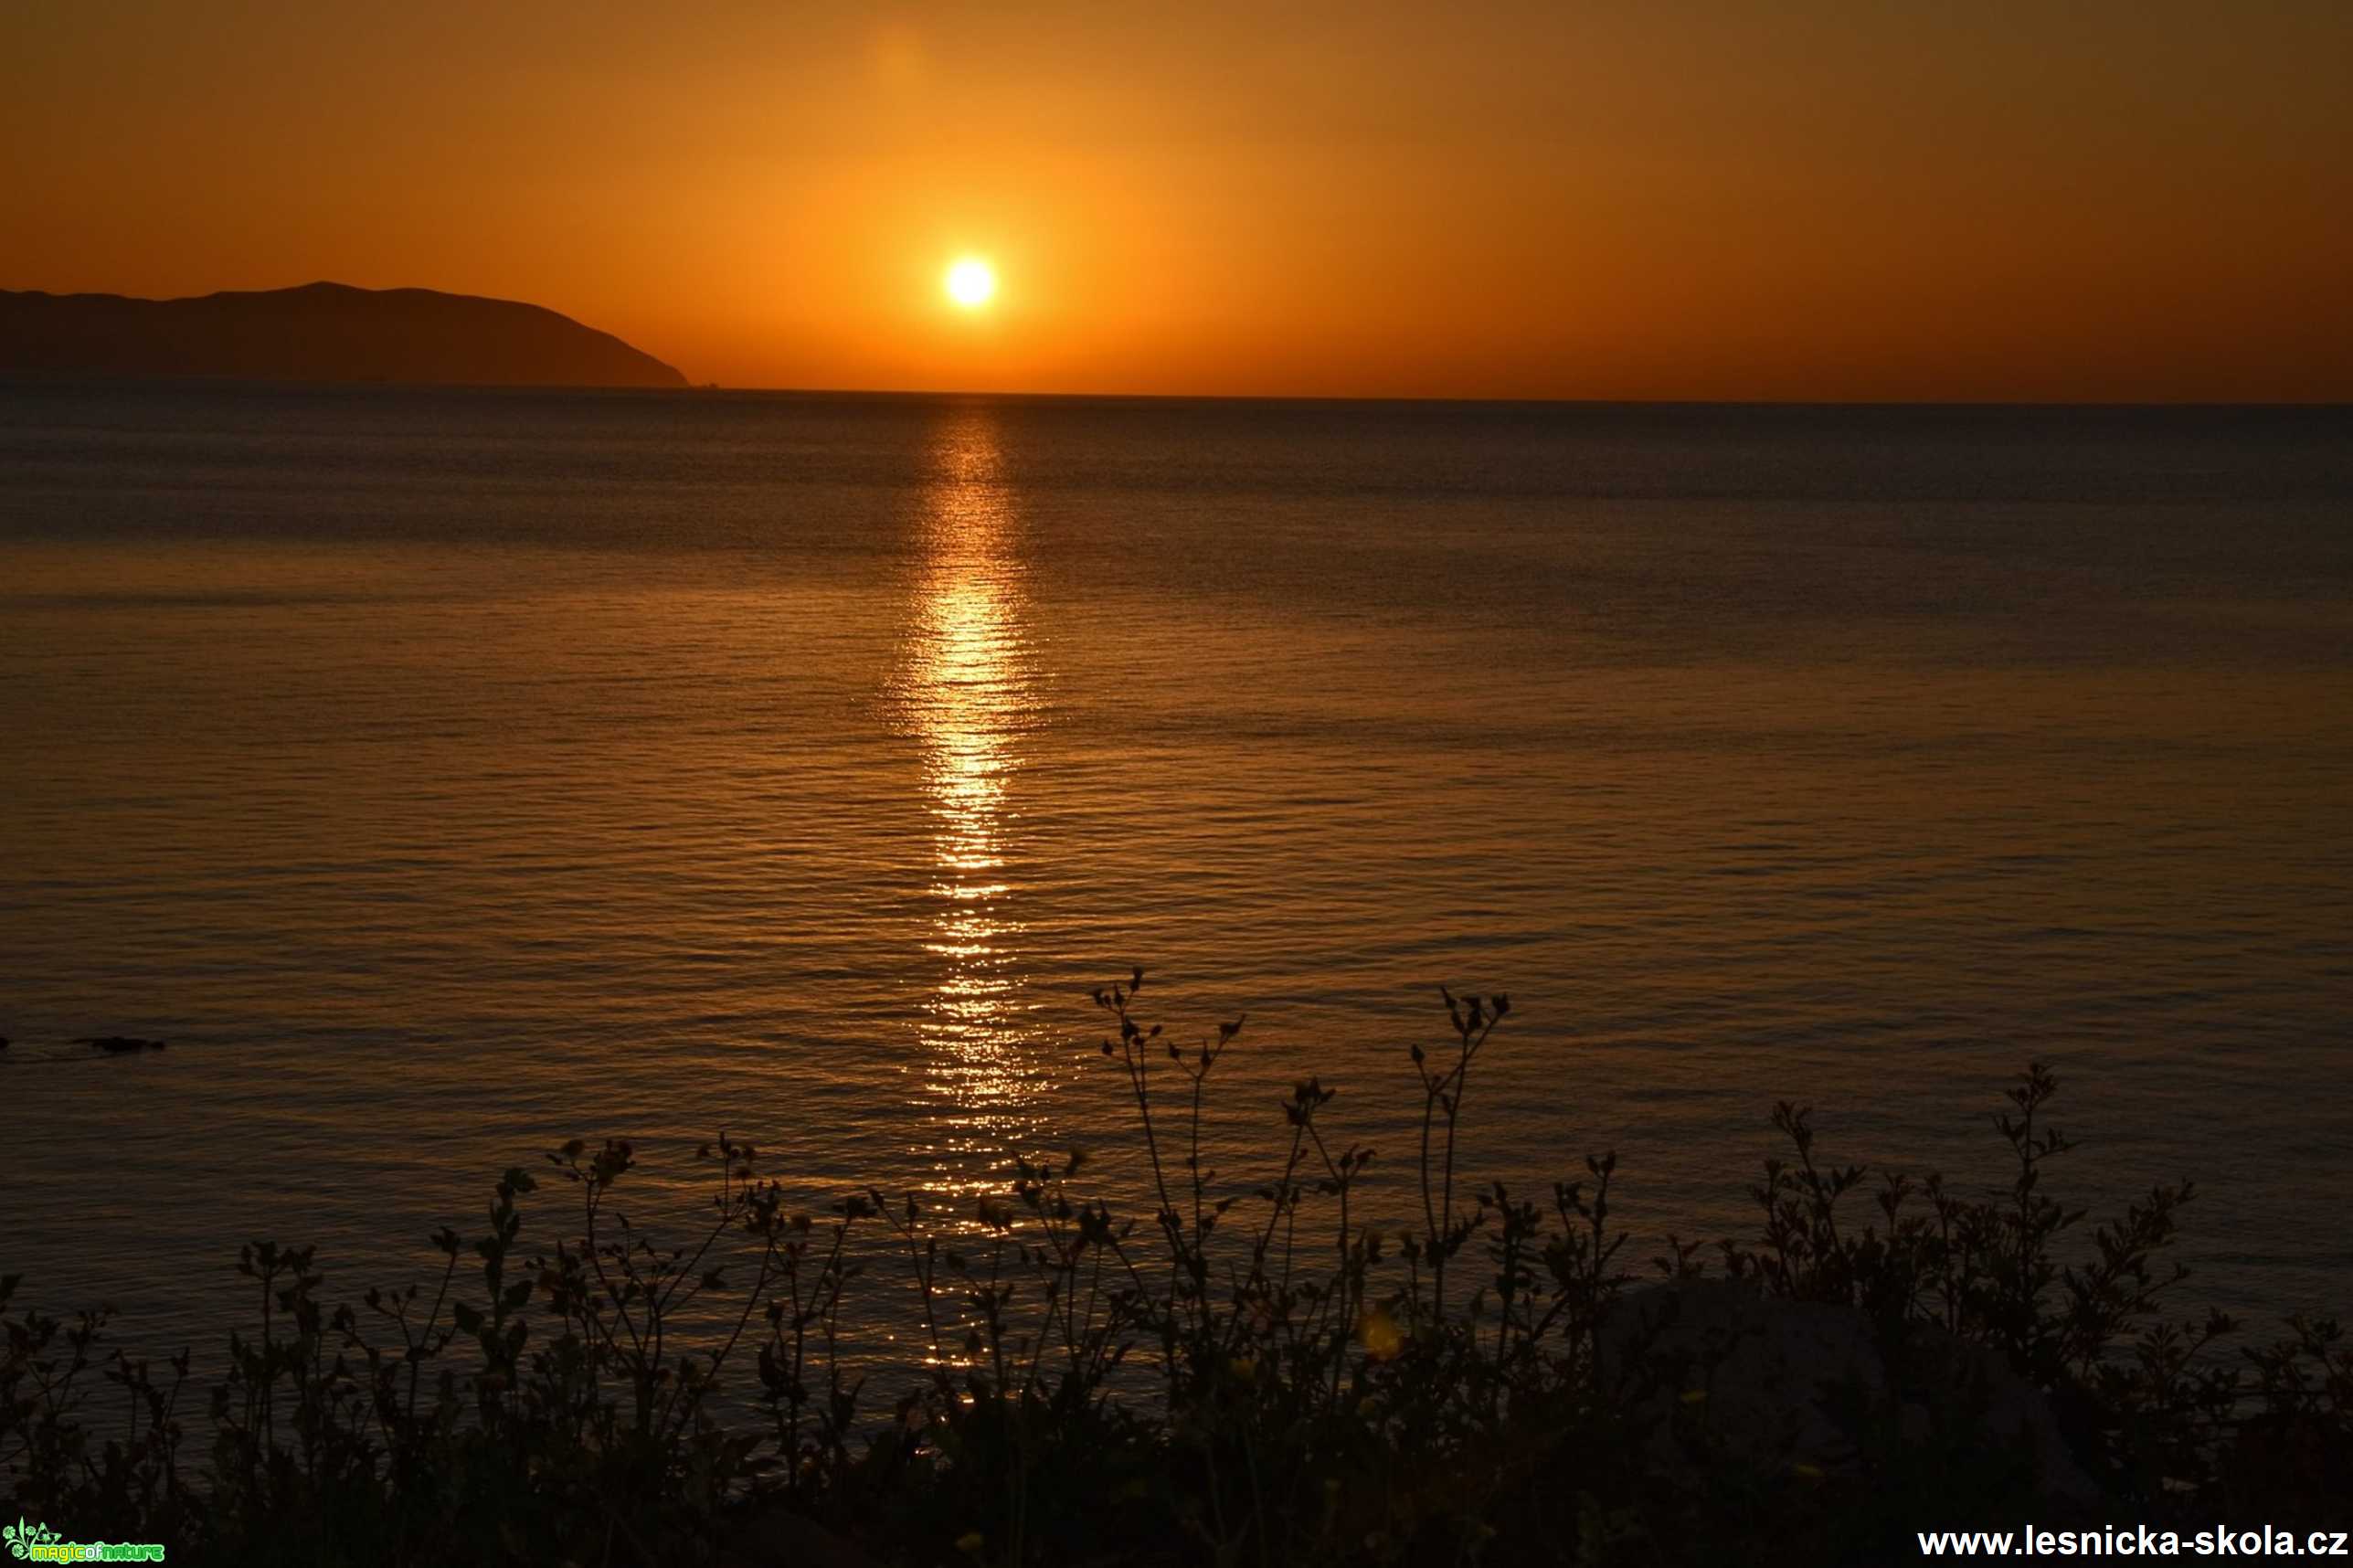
[0, 281, 687, 388]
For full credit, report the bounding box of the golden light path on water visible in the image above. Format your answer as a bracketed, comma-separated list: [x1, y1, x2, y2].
[896, 408, 1050, 1197]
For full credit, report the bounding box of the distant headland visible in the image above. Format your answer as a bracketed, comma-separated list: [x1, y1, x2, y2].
[0, 281, 688, 389]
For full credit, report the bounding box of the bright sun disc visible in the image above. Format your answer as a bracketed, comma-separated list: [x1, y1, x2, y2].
[946, 258, 997, 308]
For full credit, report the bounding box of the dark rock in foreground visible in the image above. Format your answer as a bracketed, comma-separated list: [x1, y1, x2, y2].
[0, 281, 688, 388]
[719, 1508, 885, 1568]
[1599, 1277, 2102, 1509]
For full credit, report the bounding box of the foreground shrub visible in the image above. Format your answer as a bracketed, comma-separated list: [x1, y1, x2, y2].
[5, 976, 2347, 1565]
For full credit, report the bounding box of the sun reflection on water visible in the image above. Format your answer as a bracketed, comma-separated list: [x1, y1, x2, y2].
[895, 408, 1048, 1194]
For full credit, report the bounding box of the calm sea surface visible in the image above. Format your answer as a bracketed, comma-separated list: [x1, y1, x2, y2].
[3, 384, 2349, 1364]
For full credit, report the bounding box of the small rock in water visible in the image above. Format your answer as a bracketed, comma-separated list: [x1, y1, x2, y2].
[78, 1035, 168, 1054]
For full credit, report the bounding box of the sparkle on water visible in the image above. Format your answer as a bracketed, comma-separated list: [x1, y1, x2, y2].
[896, 411, 1046, 1192]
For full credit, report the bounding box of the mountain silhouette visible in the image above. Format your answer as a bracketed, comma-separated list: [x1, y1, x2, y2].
[0, 281, 688, 388]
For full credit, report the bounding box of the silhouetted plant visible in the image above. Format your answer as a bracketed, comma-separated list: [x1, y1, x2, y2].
[4, 981, 2345, 1566]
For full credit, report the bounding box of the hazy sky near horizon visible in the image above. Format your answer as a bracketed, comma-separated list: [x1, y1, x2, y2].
[5, 0, 2348, 398]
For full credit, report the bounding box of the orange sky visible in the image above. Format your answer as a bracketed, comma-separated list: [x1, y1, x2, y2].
[5, 0, 2348, 399]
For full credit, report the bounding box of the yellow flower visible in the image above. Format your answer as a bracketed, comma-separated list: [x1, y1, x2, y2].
[1355, 1306, 1404, 1362]
[956, 1529, 986, 1555]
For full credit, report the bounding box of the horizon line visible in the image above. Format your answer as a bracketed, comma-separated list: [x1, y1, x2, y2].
[685, 383, 2353, 409]
[5, 370, 2346, 411]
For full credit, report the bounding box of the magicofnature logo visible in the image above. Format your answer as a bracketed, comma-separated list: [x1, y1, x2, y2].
[4, 1518, 164, 1562]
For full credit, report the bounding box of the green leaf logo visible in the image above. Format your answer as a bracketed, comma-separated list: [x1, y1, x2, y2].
[6, 1518, 64, 1559]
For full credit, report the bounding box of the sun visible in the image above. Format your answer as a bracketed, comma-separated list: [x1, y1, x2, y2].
[945, 257, 997, 309]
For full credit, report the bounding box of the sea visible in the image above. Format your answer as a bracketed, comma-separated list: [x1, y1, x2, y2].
[3, 382, 2348, 1373]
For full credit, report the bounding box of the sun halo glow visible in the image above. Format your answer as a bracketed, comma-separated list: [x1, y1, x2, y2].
[945, 258, 997, 309]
